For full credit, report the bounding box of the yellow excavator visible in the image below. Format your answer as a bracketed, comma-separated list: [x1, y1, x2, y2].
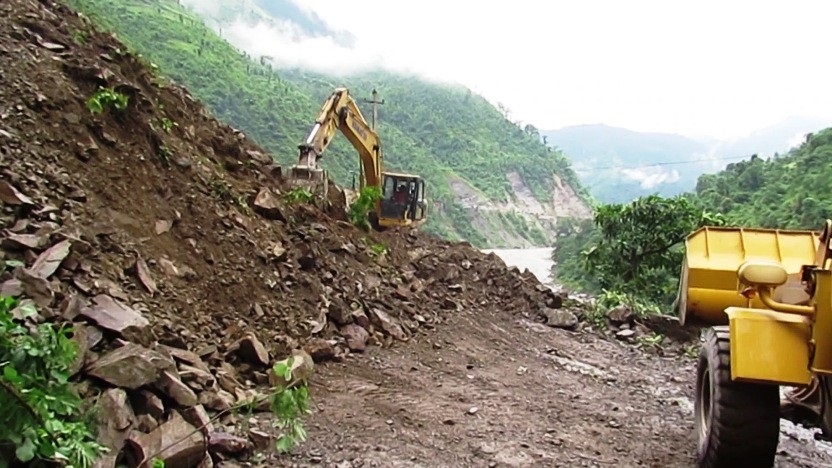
[287, 87, 427, 230]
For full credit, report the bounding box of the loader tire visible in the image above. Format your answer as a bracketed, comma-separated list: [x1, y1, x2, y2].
[695, 326, 780, 468]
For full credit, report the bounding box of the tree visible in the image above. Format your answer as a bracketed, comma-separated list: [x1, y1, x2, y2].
[581, 194, 724, 305]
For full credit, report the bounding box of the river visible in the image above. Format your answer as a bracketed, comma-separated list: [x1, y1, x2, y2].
[481, 247, 556, 286]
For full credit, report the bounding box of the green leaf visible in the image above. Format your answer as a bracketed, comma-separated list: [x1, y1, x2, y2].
[15, 437, 36, 462]
[275, 435, 294, 453]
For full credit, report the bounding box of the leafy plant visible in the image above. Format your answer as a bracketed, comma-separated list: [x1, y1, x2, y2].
[86, 87, 129, 114]
[270, 356, 312, 453]
[348, 186, 383, 230]
[580, 195, 724, 307]
[0, 296, 106, 467]
[368, 242, 388, 259]
[160, 117, 176, 133]
[283, 188, 314, 205]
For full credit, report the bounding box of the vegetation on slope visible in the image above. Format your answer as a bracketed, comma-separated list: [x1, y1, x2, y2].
[694, 128, 832, 229]
[65, 0, 590, 247]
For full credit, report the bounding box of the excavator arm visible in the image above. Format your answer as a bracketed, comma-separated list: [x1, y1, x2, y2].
[297, 88, 383, 190]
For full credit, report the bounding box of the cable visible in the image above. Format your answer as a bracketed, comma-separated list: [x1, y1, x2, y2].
[580, 154, 751, 171]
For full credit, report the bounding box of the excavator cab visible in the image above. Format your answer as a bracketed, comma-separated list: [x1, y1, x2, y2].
[378, 172, 427, 228]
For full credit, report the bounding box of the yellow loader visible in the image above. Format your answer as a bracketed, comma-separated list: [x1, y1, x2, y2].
[677, 219, 832, 467]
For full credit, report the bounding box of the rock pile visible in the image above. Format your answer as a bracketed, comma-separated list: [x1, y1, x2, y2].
[0, 1, 582, 466]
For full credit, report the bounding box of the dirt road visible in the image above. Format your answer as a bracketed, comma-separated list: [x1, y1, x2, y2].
[270, 303, 832, 468]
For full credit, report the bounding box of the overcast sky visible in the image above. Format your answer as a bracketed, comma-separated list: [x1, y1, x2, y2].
[203, 0, 832, 140]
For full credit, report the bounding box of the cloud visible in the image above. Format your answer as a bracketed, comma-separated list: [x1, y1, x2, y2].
[182, 0, 832, 140]
[621, 167, 681, 190]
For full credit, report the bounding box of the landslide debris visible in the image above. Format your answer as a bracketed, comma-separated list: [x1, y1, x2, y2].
[0, 0, 595, 466]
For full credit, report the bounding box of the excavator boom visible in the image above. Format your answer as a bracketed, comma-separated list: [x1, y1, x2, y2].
[289, 88, 427, 230]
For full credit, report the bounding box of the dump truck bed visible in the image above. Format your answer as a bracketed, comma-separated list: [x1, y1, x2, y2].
[677, 225, 819, 326]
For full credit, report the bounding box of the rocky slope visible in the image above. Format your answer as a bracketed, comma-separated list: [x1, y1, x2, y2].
[0, 0, 595, 466]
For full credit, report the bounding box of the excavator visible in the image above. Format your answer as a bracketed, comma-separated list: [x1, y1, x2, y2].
[287, 87, 427, 230]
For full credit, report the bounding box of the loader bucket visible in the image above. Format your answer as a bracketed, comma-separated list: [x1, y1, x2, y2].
[676, 225, 820, 326]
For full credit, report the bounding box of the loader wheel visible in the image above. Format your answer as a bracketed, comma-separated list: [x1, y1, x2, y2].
[694, 326, 780, 467]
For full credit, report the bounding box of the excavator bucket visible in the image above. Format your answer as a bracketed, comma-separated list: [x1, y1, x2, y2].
[676, 225, 819, 326]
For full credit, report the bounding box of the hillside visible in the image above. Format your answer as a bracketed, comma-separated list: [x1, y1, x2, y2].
[65, 0, 593, 248]
[0, 0, 580, 464]
[694, 128, 832, 229]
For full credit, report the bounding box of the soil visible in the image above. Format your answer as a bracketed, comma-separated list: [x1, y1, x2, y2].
[0, 0, 830, 467]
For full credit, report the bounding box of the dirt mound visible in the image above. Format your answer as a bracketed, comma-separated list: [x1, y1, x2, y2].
[0, 0, 581, 466]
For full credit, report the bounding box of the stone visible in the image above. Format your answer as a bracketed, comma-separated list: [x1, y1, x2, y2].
[208, 432, 250, 456]
[370, 308, 406, 341]
[2, 233, 47, 250]
[95, 388, 136, 453]
[178, 364, 215, 388]
[125, 412, 206, 468]
[231, 333, 270, 366]
[26, 239, 71, 279]
[86, 343, 172, 389]
[80, 295, 151, 344]
[132, 255, 158, 296]
[155, 370, 199, 407]
[199, 390, 235, 412]
[248, 428, 271, 451]
[303, 338, 336, 362]
[132, 389, 165, 419]
[252, 187, 286, 221]
[607, 305, 634, 325]
[0, 180, 34, 205]
[543, 309, 578, 329]
[182, 405, 213, 435]
[340, 324, 369, 352]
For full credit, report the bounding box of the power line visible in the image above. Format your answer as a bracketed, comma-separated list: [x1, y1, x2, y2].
[577, 154, 751, 171]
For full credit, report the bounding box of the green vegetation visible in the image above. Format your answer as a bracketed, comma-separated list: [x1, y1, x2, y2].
[553, 195, 723, 314]
[694, 129, 832, 229]
[269, 356, 312, 453]
[64, 0, 591, 247]
[0, 296, 105, 467]
[348, 186, 383, 230]
[86, 87, 129, 114]
[283, 187, 315, 205]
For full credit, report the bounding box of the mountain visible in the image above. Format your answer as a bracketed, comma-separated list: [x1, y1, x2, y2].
[543, 124, 711, 203]
[693, 127, 832, 229]
[544, 118, 832, 204]
[66, 0, 593, 248]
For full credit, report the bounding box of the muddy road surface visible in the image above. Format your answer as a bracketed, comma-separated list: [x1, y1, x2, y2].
[276, 305, 832, 468]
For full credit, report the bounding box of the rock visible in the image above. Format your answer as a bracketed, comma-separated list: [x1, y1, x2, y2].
[86, 343, 172, 389]
[159, 345, 211, 373]
[199, 390, 235, 412]
[16, 269, 54, 308]
[543, 309, 578, 329]
[2, 233, 47, 250]
[231, 333, 270, 366]
[26, 239, 71, 279]
[155, 370, 199, 407]
[131, 255, 158, 296]
[70, 324, 94, 375]
[351, 308, 370, 329]
[179, 364, 215, 388]
[341, 324, 369, 352]
[95, 388, 136, 453]
[608, 305, 634, 325]
[79, 295, 151, 344]
[0, 278, 22, 297]
[136, 414, 159, 433]
[208, 432, 250, 456]
[125, 412, 206, 468]
[0, 180, 34, 205]
[132, 389, 165, 419]
[252, 187, 286, 221]
[616, 329, 636, 339]
[370, 308, 406, 341]
[182, 405, 214, 435]
[155, 219, 173, 235]
[159, 258, 181, 277]
[303, 338, 336, 362]
[326, 299, 352, 326]
[248, 428, 271, 451]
